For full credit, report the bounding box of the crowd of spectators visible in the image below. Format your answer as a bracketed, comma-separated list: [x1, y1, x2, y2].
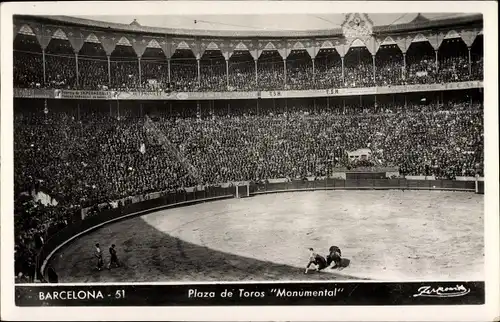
[438, 56, 470, 83]
[199, 61, 227, 92]
[14, 47, 484, 91]
[45, 53, 76, 89]
[375, 53, 405, 86]
[314, 64, 343, 89]
[44, 40, 77, 89]
[344, 62, 375, 88]
[14, 95, 484, 280]
[13, 51, 44, 88]
[140, 59, 169, 90]
[228, 61, 256, 91]
[257, 61, 285, 91]
[15, 100, 483, 195]
[471, 57, 483, 81]
[286, 63, 314, 90]
[405, 54, 439, 85]
[110, 61, 140, 90]
[170, 62, 198, 92]
[14, 198, 77, 283]
[78, 57, 109, 90]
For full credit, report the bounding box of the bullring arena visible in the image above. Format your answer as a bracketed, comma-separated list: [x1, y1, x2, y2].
[48, 189, 484, 283]
[13, 13, 486, 285]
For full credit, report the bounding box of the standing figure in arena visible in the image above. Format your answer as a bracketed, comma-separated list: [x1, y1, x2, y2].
[326, 245, 342, 269]
[305, 248, 327, 274]
[108, 244, 120, 269]
[95, 243, 104, 271]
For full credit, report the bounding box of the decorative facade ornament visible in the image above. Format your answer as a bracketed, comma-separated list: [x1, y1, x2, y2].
[147, 39, 162, 49]
[412, 33, 428, 43]
[444, 30, 460, 39]
[18, 24, 35, 36]
[52, 28, 68, 40]
[320, 40, 334, 48]
[117, 36, 132, 46]
[341, 13, 374, 39]
[293, 41, 305, 50]
[206, 42, 219, 50]
[85, 33, 100, 43]
[263, 42, 276, 50]
[234, 42, 248, 50]
[177, 41, 190, 49]
[380, 36, 396, 46]
[350, 38, 366, 48]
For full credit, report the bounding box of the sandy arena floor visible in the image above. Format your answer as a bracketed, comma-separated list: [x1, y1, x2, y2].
[49, 190, 484, 283]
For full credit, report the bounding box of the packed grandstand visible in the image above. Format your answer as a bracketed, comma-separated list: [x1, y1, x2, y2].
[13, 13, 484, 282]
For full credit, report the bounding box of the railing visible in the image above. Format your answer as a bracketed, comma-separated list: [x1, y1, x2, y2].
[14, 80, 483, 100]
[249, 178, 479, 195]
[34, 177, 483, 282]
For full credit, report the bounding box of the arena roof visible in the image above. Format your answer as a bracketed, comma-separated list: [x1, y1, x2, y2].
[19, 13, 483, 38]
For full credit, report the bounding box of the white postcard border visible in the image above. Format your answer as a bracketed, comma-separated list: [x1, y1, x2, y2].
[1, 1, 498, 321]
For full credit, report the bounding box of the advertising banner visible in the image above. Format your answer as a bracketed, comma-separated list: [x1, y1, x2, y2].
[14, 81, 483, 100]
[54, 89, 117, 100]
[116, 91, 176, 100]
[14, 88, 54, 98]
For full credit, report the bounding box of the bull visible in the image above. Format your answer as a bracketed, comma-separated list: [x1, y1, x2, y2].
[326, 245, 342, 268]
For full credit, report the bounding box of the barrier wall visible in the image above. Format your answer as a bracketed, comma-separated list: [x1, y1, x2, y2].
[36, 178, 480, 282]
[477, 180, 485, 194]
[249, 178, 477, 194]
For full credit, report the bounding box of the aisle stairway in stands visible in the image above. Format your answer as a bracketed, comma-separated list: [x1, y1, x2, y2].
[143, 115, 202, 184]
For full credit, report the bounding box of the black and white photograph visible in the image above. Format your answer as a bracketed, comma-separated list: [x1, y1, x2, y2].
[1, 1, 498, 321]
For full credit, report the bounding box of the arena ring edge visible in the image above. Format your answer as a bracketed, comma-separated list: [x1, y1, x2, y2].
[44, 186, 484, 283]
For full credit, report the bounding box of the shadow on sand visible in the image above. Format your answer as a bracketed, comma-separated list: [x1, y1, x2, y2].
[330, 258, 351, 271]
[49, 216, 366, 283]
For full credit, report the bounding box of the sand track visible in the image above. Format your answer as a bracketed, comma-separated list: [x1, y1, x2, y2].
[50, 190, 484, 282]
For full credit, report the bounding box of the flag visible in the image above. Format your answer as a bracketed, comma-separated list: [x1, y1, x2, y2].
[139, 143, 146, 154]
